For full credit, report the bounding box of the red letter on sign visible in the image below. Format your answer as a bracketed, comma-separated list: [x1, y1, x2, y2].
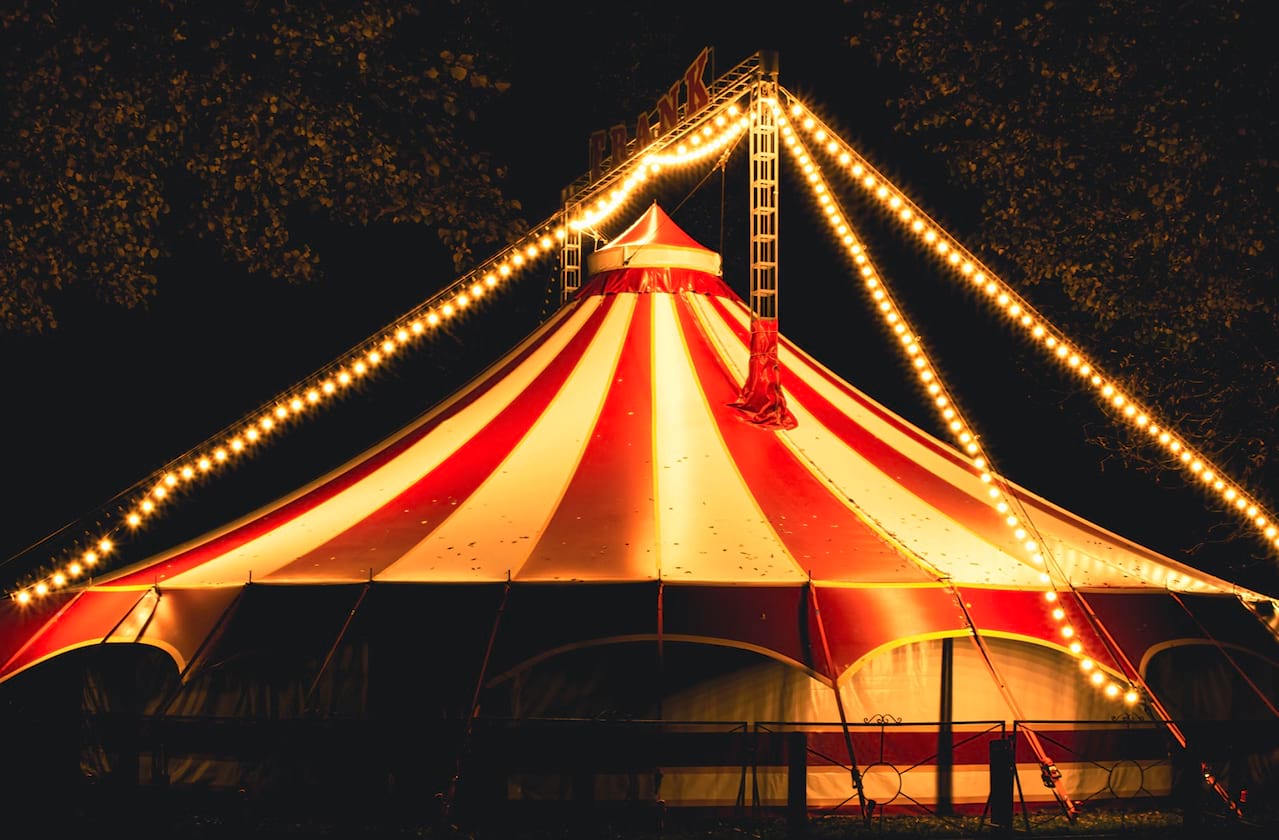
[589, 129, 608, 183]
[655, 79, 682, 135]
[634, 110, 655, 154]
[683, 47, 711, 116]
[609, 123, 630, 170]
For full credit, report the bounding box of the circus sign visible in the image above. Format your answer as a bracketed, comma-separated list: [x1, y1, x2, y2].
[587, 46, 711, 184]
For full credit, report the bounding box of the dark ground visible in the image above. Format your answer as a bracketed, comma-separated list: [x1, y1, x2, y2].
[19, 791, 1279, 840]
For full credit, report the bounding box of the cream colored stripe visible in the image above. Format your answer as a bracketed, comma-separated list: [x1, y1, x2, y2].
[782, 340, 1215, 590]
[381, 295, 637, 581]
[780, 395, 1041, 587]
[685, 294, 751, 386]
[690, 296, 1031, 584]
[587, 244, 722, 275]
[651, 295, 805, 582]
[165, 298, 604, 586]
[781, 340, 982, 492]
[697, 298, 1219, 590]
[699, 304, 1024, 580]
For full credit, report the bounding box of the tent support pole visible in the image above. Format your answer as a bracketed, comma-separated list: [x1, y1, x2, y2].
[0, 586, 149, 678]
[442, 578, 512, 824]
[937, 637, 954, 816]
[807, 580, 869, 823]
[1166, 591, 1279, 719]
[656, 579, 665, 722]
[304, 581, 372, 711]
[948, 585, 1079, 820]
[655, 579, 666, 814]
[155, 585, 249, 716]
[1074, 591, 1245, 818]
[140, 585, 249, 791]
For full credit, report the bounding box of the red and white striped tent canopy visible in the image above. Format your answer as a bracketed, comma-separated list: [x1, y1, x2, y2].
[2, 203, 1276, 707]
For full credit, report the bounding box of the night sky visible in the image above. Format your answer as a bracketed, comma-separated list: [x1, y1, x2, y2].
[0, 2, 1268, 594]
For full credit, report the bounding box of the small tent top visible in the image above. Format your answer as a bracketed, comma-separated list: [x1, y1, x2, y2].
[581, 202, 726, 296]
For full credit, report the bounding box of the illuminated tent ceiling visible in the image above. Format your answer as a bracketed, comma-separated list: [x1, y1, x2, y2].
[3, 201, 1276, 707]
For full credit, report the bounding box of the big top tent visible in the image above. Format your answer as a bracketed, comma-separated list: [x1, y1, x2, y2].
[1, 49, 1277, 825]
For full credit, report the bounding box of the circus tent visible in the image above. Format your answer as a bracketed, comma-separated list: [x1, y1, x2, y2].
[2, 202, 1277, 813]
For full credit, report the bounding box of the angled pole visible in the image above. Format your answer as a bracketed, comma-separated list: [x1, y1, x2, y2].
[304, 581, 372, 712]
[1076, 591, 1246, 818]
[442, 576, 512, 824]
[947, 585, 1079, 819]
[807, 579, 869, 822]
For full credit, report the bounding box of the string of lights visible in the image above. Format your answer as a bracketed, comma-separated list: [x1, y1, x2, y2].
[8, 101, 755, 604]
[779, 88, 1279, 562]
[780, 107, 1140, 706]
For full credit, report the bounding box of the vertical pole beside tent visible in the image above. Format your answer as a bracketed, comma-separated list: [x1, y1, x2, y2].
[787, 730, 808, 838]
[656, 578, 665, 721]
[655, 578, 666, 815]
[937, 637, 954, 815]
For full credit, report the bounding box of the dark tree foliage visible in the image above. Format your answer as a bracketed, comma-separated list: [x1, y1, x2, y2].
[849, 0, 1279, 555]
[0, 0, 525, 334]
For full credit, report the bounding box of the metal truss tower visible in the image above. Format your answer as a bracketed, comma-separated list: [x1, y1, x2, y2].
[748, 51, 780, 321]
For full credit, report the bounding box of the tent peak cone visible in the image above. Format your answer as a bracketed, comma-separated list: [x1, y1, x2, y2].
[579, 202, 797, 429]
[579, 202, 731, 297]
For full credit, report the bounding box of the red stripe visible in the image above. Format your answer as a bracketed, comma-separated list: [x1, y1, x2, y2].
[1, 589, 146, 677]
[810, 585, 968, 678]
[705, 297, 1037, 560]
[957, 587, 1122, 674]
[0, 591, 75, 676]
[761, 306, 1175, 569]
[111, 309, 587, 587]
[662, 585, 813, 671]
[267, 300, 619, 581]
[1083, 591, 1279, 671]
[674, 297, 933, 582]
[577, 266, 736, 298]
[522, 296, 658, 579]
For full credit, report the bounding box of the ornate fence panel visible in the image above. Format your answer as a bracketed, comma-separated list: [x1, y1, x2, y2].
[1012, 718, 1175, 815]
[753, 718, 1007, 818]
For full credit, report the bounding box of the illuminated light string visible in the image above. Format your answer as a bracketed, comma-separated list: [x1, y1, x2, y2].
[568, 105, 750, 233]
[781, 116, 1141, 707]
[8, 234, 557, 604]
[780, 89, 1279, 560]
[8, 102, 755, 605]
